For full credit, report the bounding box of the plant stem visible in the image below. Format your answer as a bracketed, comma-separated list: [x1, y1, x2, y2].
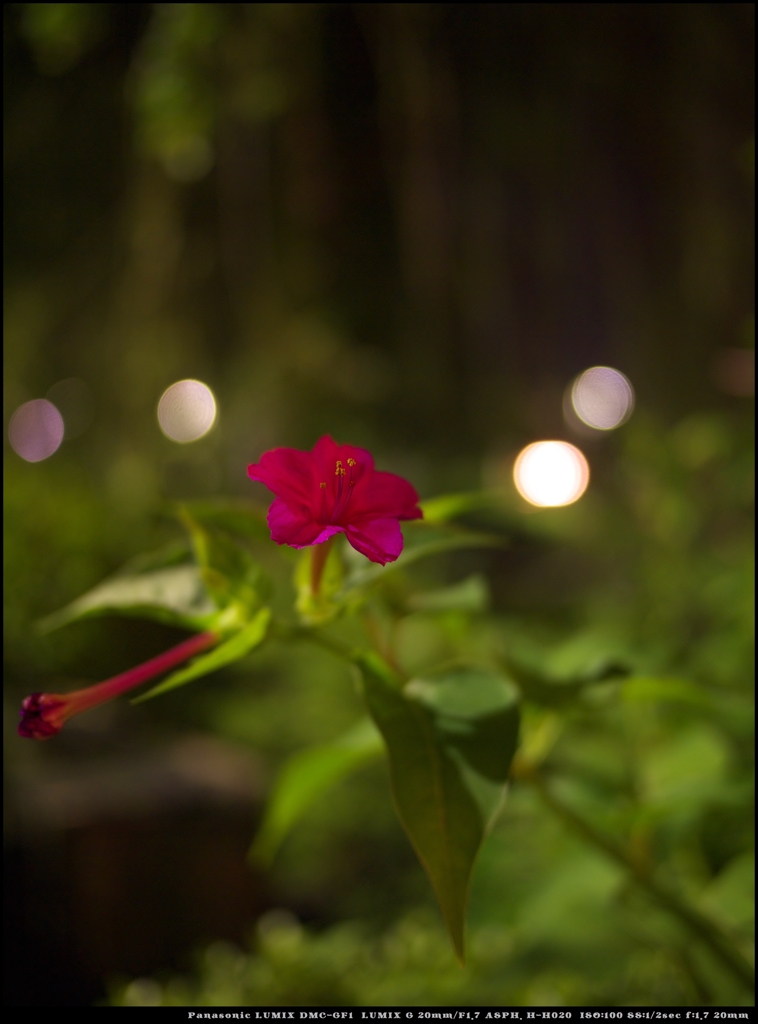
[73, 631, 219, 710]
[516, 762, 754, 993]
[310, 536, 335, 596]
[19, 630, 219, 739]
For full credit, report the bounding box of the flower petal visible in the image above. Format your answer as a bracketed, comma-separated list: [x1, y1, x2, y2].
[268, 498, 343, 548]
[248, 447, 319, 510]
[345, 517, 405, 565]
[350, 469, 423, 521]
[312, 435, 374, 485]
[312, 525, 345, 545]
[249, 437, 421, 554]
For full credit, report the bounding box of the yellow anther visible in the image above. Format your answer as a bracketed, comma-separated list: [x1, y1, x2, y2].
[347, 458, 356, 467]
[335, 460, 345, 476]
[320, 482, 326, 489]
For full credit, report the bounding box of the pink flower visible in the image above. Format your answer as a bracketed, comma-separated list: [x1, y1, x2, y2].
[19, 631, 218, 740]
[247, 436, 423, 566]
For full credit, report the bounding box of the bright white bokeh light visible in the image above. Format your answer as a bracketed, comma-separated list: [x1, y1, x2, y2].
[157, 379, 217, 443]
[8, 399, 65, 462]
[571, 366, 634, 430]
[513, 441, 590, 507]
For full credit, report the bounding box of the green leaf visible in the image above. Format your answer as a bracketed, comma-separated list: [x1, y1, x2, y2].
[177, 499, 271, 542]
[179, 507, 271, 616]
[37, 563, 218, 634]
[419, 492, 500, 524]
[132, 607, 272, 703]
[621, 675, 714, 708]
[343, 532, 506, 593]
[404, 670, 521, 784]
[503, 655, 629, 707]
[621, 676, 753, 733]
[406, 573, 489, 613]
[249, 717, 385, 866]
[359, 659, 520, 963]
[294, 540, 345, 625]
[36, 513, 273, 636]
[114, 538, 193, 576]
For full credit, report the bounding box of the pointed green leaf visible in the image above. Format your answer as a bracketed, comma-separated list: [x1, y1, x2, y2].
[249, 717, 385, 866]
[419, 492, 500, 524]
[343, 531, 506, 593]
[179, 507, 271, 615]
[177, 499, 271, 542]
[407, 573, 490, 613]
[132, 607, 272, 703]
[37, 563, 218, 634]
[359, 660, 520, 963]
[503, 655, 629, 707]
[115, 538, 193, 576]
[621, 675, 713, 708]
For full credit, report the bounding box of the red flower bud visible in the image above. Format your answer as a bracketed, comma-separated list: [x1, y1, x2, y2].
[18, 631, 218, 740]
[18, 692, 70, 739]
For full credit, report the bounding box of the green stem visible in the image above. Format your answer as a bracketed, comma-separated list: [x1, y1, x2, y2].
[310, 536, 335, 596]
[519, 765, 754, 993]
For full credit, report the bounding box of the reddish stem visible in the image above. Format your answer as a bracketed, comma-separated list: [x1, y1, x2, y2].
[70, 631, 218, 710]
[19, 630, 218, 739]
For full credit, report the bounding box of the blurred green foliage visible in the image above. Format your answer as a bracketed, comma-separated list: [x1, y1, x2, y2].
[4, 1, 754, 1008]
[110, 411, 750, 1006]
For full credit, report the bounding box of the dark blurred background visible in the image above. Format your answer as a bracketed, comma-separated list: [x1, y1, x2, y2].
[4, 3, 754, 1007]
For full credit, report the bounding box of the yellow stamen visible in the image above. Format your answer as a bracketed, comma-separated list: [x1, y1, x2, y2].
[347, 458, 356, 467]
[335, 460, 345, 476]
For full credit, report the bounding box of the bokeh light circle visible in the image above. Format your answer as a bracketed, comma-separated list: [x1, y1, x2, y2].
[513, 441, 590, 507]
[157, 380, 217, 443]
[8, 399, 65, 462]
[571, 366, 634, 430]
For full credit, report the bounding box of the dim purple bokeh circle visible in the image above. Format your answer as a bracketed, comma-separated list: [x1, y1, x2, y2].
[8, 399, 65, 462]
[570, 366, 634, 430]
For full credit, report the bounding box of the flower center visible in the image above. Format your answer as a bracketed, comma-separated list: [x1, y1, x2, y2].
[319, 458, 356, 522]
